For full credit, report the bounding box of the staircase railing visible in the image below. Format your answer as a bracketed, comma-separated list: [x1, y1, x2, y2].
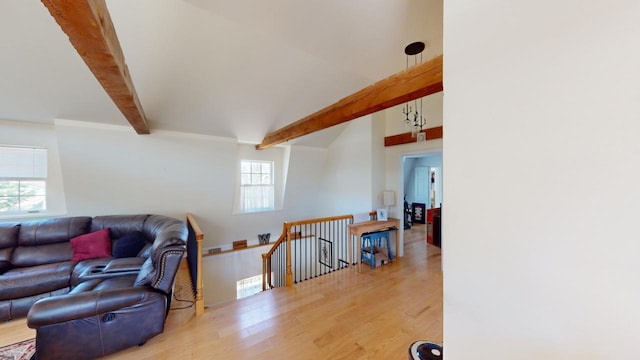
[186, 213, 205, 315]
[263, 214, 371, 291]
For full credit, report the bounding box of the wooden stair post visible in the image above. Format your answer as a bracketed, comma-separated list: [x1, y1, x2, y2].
[285, 223, 294, 286]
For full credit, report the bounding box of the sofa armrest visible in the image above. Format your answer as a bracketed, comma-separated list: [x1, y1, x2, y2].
[102, 257, 146, 273]
[27, 287, 155, 328]
[127, 216, 187, 295]
[72, 257, 146, 285]
[134, 246, 185, 294]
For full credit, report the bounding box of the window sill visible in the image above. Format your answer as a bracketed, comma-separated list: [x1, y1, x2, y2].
[232, 208, 283, 216]
[0, 212, 67, 221]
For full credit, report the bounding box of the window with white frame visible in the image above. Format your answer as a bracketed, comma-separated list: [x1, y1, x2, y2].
[0, 146, 47, 214]
[240, 160, 274, 212]
[236, 274, 265, 299]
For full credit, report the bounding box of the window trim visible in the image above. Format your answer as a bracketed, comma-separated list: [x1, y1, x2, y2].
[0, 145, 48, 215]
[232, 144, 288, 215]
[239, 160, 275, 213]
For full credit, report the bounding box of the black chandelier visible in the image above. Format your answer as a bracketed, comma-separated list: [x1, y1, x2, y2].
[402, 41, 427, 138]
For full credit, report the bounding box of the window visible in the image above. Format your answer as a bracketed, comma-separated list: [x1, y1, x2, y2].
[240, 160, 274, 212]
[233, 144, 288, 215]
[236, 274, 265, 299]
[0, 146, 47, 214]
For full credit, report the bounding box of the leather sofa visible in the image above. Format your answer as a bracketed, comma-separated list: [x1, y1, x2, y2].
[0, 214, 187, 359]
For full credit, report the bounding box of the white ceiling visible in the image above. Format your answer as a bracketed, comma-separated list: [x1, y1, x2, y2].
[0, 0, 442, 147]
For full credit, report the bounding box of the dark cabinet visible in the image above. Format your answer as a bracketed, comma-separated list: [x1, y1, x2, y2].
[412, 203, 426, 224]
[426, 207, 441, 246]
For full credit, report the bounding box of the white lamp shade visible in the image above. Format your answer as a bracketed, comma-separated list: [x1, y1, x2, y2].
[383, 191, 395, 206]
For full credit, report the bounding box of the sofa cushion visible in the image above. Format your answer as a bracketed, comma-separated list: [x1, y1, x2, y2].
[71, 228, 112, 262]
[0, 261, 74, 300]
[91, 215, 148, 239]
[70, 274, 138, 294]
[113, 231, 146, 258]
[0, 288, 70, 322]
[18, 217, 91, 246]
[0, 223, 19, 248]
[0, 248, 14, 267]
[0, 260, 11, 274]
[0, 223, 19, 264]
[11, 242, 73, 267]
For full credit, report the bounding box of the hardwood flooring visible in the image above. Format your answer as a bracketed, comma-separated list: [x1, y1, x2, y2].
[0, 225, 441, 359]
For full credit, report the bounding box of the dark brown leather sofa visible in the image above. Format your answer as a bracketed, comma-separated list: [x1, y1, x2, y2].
[0, 214, 187, 359]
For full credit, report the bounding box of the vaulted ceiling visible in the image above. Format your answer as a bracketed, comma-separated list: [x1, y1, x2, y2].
[0, 0, 442, 147]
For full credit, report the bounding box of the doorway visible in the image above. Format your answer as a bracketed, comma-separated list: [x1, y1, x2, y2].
[401, 151, 443, 247]
[402, 152, 442, 210]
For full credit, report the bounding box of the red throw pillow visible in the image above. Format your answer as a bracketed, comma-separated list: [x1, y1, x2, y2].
[70, 228, 112, 262]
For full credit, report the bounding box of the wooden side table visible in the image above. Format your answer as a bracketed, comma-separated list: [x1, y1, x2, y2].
[347, 218, 400, 272]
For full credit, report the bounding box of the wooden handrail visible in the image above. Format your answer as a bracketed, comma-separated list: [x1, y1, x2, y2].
[262, 214, 359, 290]
[186, 213, 205, 316]
[262, 223, 287, 290]
[285, 214, 354, 227]
[285, 223, 293, 287]
[262, 226, 287, 261]
[261, 214, 354, 262]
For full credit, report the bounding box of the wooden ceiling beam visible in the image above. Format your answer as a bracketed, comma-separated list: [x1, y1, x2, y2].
[41, 0, 150, 134]
[256, 54, 443, 150]
[384, 125, 443, 147]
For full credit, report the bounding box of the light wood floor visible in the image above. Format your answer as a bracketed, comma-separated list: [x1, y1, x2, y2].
[1, 224, 442, 359]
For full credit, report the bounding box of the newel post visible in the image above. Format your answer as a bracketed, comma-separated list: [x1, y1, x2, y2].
[261, 253, 268, 291]
[284, 222, 294, 286]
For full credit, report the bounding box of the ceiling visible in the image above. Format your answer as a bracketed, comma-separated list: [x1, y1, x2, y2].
[0, 0, 442, 147]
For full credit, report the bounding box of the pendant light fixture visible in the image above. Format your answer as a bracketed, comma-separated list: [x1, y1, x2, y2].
[402, 41, 427, 139]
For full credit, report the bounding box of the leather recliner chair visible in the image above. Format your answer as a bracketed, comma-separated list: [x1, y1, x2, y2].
[25, 215, 186, 360]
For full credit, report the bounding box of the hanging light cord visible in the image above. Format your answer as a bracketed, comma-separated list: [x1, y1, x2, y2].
[403, 52, 411, 124]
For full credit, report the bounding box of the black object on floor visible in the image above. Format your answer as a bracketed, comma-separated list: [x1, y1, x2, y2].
[433, 212, 441, 247]
[409, 341, 443, 360]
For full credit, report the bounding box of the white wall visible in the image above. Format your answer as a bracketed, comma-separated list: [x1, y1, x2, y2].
[203, 245, 266, 306]
[403, 157, 417, 203]
[371, 111, 387, 211]
[444, 1, 640, 358]
[281, 145, 327, 221]
[318, 115, 374, 216]
[54, 119, 327, 249]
